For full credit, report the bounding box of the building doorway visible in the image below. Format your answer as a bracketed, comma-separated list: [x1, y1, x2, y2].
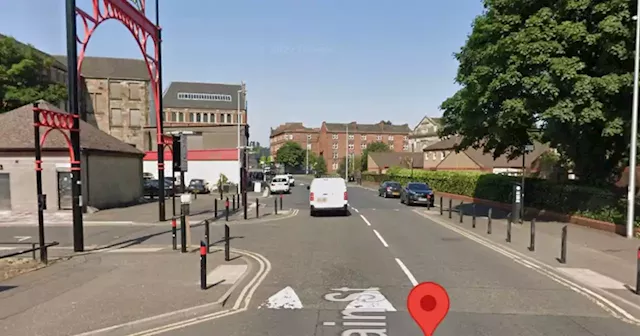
[0, 173, 11, 210]
[57, 172, 72, 210]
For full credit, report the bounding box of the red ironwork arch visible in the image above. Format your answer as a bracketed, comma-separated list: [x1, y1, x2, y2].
[40, 128, 76, 163]
[33, 105, 80, 168]
[75, 0, 165, 145]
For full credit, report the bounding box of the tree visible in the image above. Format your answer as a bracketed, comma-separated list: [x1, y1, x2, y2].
[337, 155, 362, 178]
[275, 141, 305, 169]
[314, 155, 327, 176]
[361, 141, 391, 171]
[439, 0, 635, 182]
[0, 36, 67, 112]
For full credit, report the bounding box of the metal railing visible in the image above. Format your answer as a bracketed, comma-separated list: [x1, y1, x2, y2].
[0, 241, 59, 264]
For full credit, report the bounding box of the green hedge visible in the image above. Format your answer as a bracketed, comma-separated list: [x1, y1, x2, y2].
[363, 169, 639, 228]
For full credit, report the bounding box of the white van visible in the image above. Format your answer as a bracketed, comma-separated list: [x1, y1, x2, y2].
[307, 177, 348, 216]
[270, 175, 291, 194]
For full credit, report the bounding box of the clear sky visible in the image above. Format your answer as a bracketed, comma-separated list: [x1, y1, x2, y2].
[0, 0, 483, 143]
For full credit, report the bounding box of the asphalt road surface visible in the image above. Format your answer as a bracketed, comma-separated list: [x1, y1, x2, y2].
[142, 177, 640, 336]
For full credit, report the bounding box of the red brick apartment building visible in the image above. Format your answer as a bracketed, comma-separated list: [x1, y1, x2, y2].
[270, 121, 411, 172]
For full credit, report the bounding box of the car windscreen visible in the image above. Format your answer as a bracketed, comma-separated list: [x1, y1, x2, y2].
[407, 183, 430, 191]
[387, 182, 401, 188]
[190, 180, 204, 185]
[272, 178, 288, 183]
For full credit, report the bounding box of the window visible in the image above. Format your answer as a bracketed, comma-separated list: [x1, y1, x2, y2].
[388, 135, 394, 141]
[196, 113, 202, 122]
[441, 151, 445, 160]
[432, 152, 436, 160]
[189, 113, 195, 122]
[348, 144, 355, 150]
[177, 92, 233, 102]
[361, 143, 367, 149]
[203, 113, 209, 122]
[110, 108, 122, 126]
[403, 144, 409, 151]
[130, 109, 141, 127]
[403, 135, 408, 141]
[210, 113, 215, 123]
[171, 112, 177, 122]
[376, 135, 382, 141]
[361, 135, 367, 141]
[178, 112, 184, 122]
[332, 152, 339, 159]
[348, 134, 354, 140]
[332, 162, 339, 170]
[307, 135, 312, 140]
[332, 134, 339, 140]
[226, 114, 232, 123]
[389, 144, 394, 150]
[425, 153, 429, 161]
[332, 143, 339, 150]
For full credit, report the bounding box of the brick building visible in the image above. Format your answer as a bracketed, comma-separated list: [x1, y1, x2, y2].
[269, 123, 319, 157]
[54, 55, 151, 150]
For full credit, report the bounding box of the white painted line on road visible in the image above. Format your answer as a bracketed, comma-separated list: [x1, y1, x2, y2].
[352, 207, 359, 213]
[14, 236, 31, 242]
[372, 229, 389, 248]
[360, 215, 372, 226]
[105, 247, 164, 253]
[259, 286, 303, 309]
[557, 268, 627, 290]
[344, 290, 397, 311]
[0, 247, 15, 251]
[206, 265, 248, 286]
[323, 322, 336, 326]
[415, 210, 640, 325]
[395, 258, 419, 286]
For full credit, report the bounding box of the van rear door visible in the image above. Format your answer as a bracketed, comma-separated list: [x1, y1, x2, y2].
[314, 178, 346, 208]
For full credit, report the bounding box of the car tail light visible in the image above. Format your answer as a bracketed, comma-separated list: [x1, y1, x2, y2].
[310, 192, 314, 201]
[344, 191, 348, 200]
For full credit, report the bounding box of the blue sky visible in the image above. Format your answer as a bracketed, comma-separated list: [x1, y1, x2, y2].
[0, 0, 483, 143]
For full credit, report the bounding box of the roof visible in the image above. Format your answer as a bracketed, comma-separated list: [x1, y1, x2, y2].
[0, 33, 66, 71]
[410, 116, 442, 137]
[369, 152, 424, 169]
[0, 100, 144, 156]
[144, 149, 238, 161]
[163, 82, 246, 110]
[53, 55, 149, 80]
[425, 135, 550, 169]
[270, 122, 315, 137]
[324, 121, 411, 134]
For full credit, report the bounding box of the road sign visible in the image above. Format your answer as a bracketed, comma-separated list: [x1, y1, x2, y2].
[180, 134, 188, 172]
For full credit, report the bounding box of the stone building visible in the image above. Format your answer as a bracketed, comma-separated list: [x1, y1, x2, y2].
[269, 123, 319, 157]
[54, 55, 151, 150]
[408, 116, 442, 152]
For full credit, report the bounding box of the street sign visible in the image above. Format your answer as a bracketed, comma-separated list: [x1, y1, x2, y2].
[180, 134, 188, 172]
[525, 143, 535, 153]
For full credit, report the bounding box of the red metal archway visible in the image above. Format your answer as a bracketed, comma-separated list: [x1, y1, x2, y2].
[73, 0, 169, 221]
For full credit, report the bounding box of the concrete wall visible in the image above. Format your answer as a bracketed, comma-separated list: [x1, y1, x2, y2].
[85, 153, 143, 209]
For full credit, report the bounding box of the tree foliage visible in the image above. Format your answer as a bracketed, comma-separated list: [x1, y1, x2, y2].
[275, 141, 305, 169]
[361, 141, 391, 171]
[0, 36, 67, 112]
[439, 0, 635, 182]
[314, 155, 328, 176]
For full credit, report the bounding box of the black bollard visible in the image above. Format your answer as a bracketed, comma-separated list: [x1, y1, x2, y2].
[459, 201, 463, 223]
[204, 219, 210, 254]
[243, 192, 247, 220]
[560, 225, 567, 264]
[171, 217, 177, 250]
[529, 218, 536, 252]
[487, 208, 492, 234]
[507, 217, 512, 243]
[274, 197, 278, 215]
[214, 199, 218, 219]
[232, 196, 236, 211]
[224, 224, 230, 262]
[256, 198, 260, 218]
[200, 240, 207, 290]
[225, 197, 230, 221]
[448, 199, 452, 219]
[439, 197, 443, 215]
[280, 194, 283, 211]
[472, 204, 476, 228]
[635, 247, 639, 295]
[180, 208, 187, 253]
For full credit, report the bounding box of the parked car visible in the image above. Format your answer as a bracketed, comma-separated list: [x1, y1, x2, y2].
[378, 181, 402, 198]
[143, 172, 154, 181]
[307, 177, 348, 216]
[287, 174, 296, 186]
[269, 175, 291, 194]
[400, 182, 435, 207]
[187, 178, 210, 194]
[144, 179, 174, 197]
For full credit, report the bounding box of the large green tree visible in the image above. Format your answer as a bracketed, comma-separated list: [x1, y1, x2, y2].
[0, 36, 67, 112]
[439, 0, 635, 182]
[361, 141, 391, 171]
[275, 141, 305, 169]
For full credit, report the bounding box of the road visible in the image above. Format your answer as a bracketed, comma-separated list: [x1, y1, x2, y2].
[135, 177, 640, 336]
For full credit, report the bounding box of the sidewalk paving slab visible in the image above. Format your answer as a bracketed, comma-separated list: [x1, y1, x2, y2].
[0, 248, 253, 336]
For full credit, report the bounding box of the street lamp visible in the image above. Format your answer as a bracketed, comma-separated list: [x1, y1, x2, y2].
[626, 13, 640, 239]
[237, 82, 246, 194]
[305, 134, 311, 174]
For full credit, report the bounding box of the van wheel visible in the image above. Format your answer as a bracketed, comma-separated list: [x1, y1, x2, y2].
[310, 208, 315, 217]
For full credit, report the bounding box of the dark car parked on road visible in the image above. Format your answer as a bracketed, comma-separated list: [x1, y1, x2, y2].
[378, 181, 402, 198]
[400, 182, 435, 207]
[187, 178, 210, 194]
[144, 179, 175, 198]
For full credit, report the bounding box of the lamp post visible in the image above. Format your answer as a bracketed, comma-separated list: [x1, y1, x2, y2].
[305, 134, 310, 174]
[237, 82, 245, 194]
[626, 12, 640, 239]
[345, 125, 349, 181]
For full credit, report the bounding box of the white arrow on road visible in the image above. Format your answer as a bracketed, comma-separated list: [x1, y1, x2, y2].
[14, 236, 31, 242]
[345, 290, 397, 311]
[259, 286, 303, 309]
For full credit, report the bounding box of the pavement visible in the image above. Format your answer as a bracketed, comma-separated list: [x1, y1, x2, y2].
[2, 177, 640, 335]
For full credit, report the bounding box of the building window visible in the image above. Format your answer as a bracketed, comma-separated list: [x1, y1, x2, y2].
[425, 153, 429, 161]
[403, 144, 409, 151]
[361, 143, 367, 149]
[177, 92, 233, 102]
[432, 152, 436, 160]
[178, 112, 184, 122]
[332, 143, 339, 150]
[189, 113, 195, 122]
[441, 151, 445, 160]
[332, 134, 339, 140]
[348, 134, 354, 140]
[130, 109, 141, 127]
[210, 113, 215, 123]
[388, 135, 394, 141]
[110, 108, 122, 126]
[226, 114, 232, 123]
[203, 113, 209, 122]
[389, 144, 394, 150]
[376, 135, 382, 141]
[307, 134, 312, 140]
[332, 162, 339, 170]
[171, 112, 177, 122]
[333, 152, 339, 159]
[348, 144, 355, 150]
[361, 135, 367, 141]
[404, 135, 408, 141]
[196, 113, 202, 122]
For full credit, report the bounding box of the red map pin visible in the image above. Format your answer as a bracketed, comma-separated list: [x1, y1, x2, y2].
[407, 282, 450, 336]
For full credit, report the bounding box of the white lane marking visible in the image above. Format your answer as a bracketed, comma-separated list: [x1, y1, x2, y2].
[259, 286, 303, 309]
[557, 268, 627, 290]
[14, 236, 31, 242]
[0, 247, 15, 251]
[107, 248, 272, 336]
[395, 258, 419, 286]
[360, 215, 372, 226]
[372, 229, 389, 248]
[105, 247, 164, 253]
[206, 265, 248, 286]
[352, 207, 359, 213]
[344, 290, 397, 311]
[414, 210, 640, 325]
[323, 322, 336, 326]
